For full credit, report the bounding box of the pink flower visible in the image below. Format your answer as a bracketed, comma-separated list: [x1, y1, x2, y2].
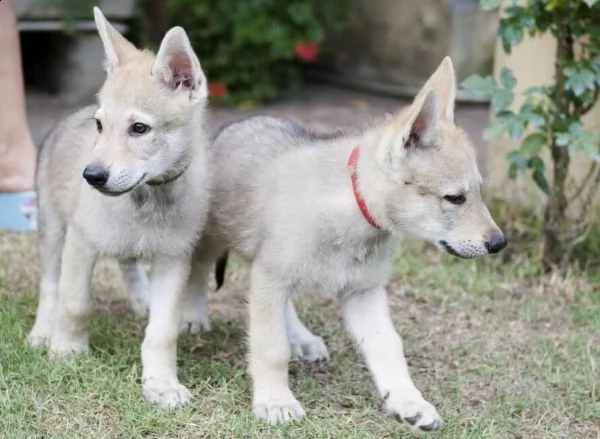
[209, 83, 227, 97]
[295, 42, 319, 62]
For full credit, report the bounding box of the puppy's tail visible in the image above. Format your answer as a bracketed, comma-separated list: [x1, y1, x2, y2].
[215, 252, 229, 291]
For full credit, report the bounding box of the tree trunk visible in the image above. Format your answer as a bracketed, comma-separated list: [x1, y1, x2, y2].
[543, 142, 570, 271]
[542, 22, 574, 273]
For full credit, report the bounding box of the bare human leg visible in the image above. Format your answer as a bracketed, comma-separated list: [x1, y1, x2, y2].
[0, 0, 36, 193]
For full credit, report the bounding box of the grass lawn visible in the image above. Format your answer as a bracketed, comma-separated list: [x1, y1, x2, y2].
[1, 219, 599, 438]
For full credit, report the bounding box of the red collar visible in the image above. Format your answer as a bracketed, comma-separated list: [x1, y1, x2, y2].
[347, 147, 381, 229]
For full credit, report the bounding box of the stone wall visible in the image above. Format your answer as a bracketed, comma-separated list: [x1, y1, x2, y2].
[318, 0, 498, 98]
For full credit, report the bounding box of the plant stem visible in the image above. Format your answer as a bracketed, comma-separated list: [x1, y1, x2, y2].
[542, 18, 574, 273]
[569, 162, 597, 203]
[559, 166, 600, 273]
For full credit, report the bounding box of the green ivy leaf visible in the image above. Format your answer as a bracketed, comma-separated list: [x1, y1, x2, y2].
[507, 150, 528, 179]
[509, 118, 526, 139]
[491, 88, 514, 112]
[289, 3, 314, 25]
[554, 123, 600, 161]
[567, 127, 600, 161]
[570, 122, 584, 134]
[564, 66, 596, 97]
[499, 16, 525, 53]
[592, 60, 600, 85]
[484, 111, 516, 140]
[520, 132, 547, 156]
[528, 157, 551, 195]
[519, 102, 547, 129]
[545, 0, 566, 11]
[500, 67, 517, 90]
[461, 75, 497, 95]
[500, 26, 521, 53]
[555, 132, 571, 147]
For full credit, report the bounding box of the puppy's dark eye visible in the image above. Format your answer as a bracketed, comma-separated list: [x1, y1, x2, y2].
[129, 122, 150, 136]
[95, 119, 102, 133]
[443, 194, 466, 205]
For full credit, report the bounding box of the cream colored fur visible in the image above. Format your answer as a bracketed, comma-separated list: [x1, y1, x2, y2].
[28, 8, 210, 408]
[187, 57, 505, 431]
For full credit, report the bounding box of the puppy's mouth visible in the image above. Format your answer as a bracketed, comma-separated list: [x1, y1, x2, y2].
[96, 173, 147, 197]
[439, 240, 473, 259]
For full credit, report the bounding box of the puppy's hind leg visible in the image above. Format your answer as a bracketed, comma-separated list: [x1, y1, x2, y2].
[179, 260, 211, 335]
[286, 299, 329, 362]
[120, 260, 149, 317]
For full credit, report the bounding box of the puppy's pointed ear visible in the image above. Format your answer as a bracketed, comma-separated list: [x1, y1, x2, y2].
[404, 88, 439, 149]
[376, 89, 439, 175]
[94, 7, 137, 73]
[417, 56, 456, 122]
[152, 27, 207, 99]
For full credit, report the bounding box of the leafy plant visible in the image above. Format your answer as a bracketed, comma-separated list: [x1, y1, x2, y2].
[463, 0, 600, 274]
[167, 0, 349, 106]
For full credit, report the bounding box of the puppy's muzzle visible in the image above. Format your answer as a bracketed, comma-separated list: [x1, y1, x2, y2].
[83, 164, 109, 188]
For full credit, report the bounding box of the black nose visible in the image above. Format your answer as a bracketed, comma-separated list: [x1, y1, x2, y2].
[485, 233, 507, 254]
[82, 164, 109, 187]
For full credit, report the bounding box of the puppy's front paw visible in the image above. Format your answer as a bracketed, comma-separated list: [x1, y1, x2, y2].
[253, 390, 306, 424]
[143, 376, 193, 408]
[48, 335, 89, 358]
[27, 326, 52, 349]
[385, 388, 442, 432]
[290, 335, 330, 362]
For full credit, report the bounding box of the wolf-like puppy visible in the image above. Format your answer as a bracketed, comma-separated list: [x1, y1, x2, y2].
[189, 57, 506, 431]
[27, 8, 210, 408]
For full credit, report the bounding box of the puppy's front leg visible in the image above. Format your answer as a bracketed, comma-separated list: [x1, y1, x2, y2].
[48, 229, 97, 357]
[28, 215, 65, 348]
[250, 264, 305, 423]
[141, 255, 192, 408]
[341, 288, 442, 432]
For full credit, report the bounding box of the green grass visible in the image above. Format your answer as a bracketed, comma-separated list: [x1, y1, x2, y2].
[0, 231, 599, 438]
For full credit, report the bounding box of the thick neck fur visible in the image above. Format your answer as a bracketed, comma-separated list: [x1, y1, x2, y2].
[295, 127, 399, 262]
[353, 129, 395, 234]
[323, 127, 395, 236]
[128, 104, 207, 212]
